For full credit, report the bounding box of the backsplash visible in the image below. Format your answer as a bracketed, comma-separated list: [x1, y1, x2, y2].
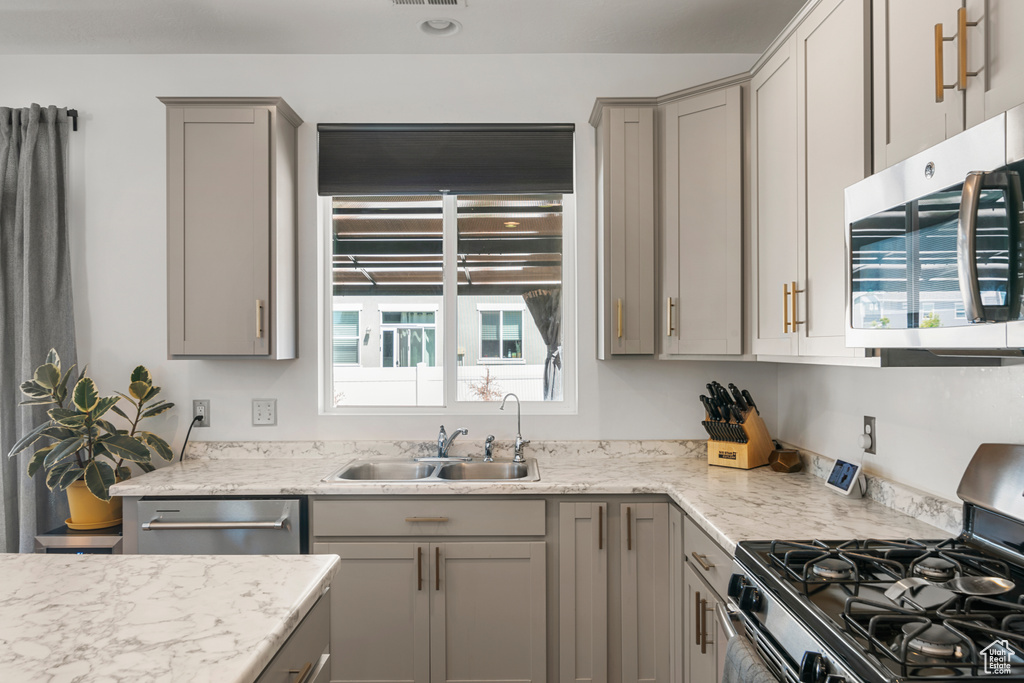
[187, 439, 960, 534]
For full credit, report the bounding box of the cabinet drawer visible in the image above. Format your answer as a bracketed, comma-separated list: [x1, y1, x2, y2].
[683, 516, 732, 598]
[254, 592, 330, 683]
[312, 499, 546, 537]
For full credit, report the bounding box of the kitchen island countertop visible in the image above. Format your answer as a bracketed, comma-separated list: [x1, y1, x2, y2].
[111, 442, 952, 553]
[0, 553, 338, 683]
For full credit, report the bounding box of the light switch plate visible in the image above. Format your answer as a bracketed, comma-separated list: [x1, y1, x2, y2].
[252, 399, 277, 426]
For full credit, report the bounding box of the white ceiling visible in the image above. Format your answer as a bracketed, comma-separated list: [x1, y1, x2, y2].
[1, 0, 806, 54]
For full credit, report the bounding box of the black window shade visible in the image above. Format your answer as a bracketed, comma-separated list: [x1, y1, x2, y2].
[317, 124, 575, 196]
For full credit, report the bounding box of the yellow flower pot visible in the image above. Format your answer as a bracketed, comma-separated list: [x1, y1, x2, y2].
[66, 480, 122, 529]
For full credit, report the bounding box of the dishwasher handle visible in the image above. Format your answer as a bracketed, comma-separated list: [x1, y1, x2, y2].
[142, 515, 289, 531]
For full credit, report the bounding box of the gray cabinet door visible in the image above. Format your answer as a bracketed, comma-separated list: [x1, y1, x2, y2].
[596, 105, 657, 357]
[660, 87, 743, 356]
[315, 542, 430, 683]
[620, 502, 669, 683]
[965, 0, 1024, 127]
[559, 502, 608, 683]
[668, 506, 684, 683]
[431, 542, 547, 683]
[683, 561, 719, 683]
[167, 105, 271, 356]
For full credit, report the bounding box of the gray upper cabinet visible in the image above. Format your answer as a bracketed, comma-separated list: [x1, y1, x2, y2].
[162, 97, 300, 359]
[659, 85, 744, 357]
[593, 103, 657, 358]
[963, 0, 1024, 128]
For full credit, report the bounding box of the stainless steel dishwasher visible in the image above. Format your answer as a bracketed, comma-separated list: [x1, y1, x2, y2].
[135, 498, 303, 554]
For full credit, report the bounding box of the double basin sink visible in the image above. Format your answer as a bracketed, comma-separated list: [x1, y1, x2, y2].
[324, 459, 540, 483]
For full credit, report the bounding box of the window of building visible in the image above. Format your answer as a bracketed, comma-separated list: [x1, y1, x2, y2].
[318, 124, 575, 413]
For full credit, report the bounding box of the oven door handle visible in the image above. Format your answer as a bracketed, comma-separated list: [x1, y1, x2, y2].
[715, 601, 739, 641]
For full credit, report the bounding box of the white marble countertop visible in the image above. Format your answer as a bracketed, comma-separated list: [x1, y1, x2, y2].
[111, 441, 952, 554]
[0, 553, 339, 683]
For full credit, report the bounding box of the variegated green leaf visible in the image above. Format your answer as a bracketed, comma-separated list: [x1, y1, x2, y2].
[142, 402, 174, 419]
[56, 364, 77, 404]
[41, 426, 75, 441]
[19, 396, 58, 406]
[142, 384, 161, 402]
[130, 366, 152, 385]
[54, 413, 88, 428]
[45, 348, 60, 371]
[128, 380, 151, 401]
[137, 461, 156, 473]
[85, 460, 115, 501]
[115, 465, 131, 482]
[140, 432, 174, 461]
[110, 404, 131, 421]
[34, 363, 60, 390]
[6, 422, 50, 458]
[95, 419, 122, 436]
[48, 407, 77, 422]
[91, 395, 121, 420]
[43, 436, 84, 469]
[72, 377, 99, 413]
[98, 434, 150, 463]
[27, 444, 55, 477]
[54, 466, 84, 491]
[20, 380, 51, 398]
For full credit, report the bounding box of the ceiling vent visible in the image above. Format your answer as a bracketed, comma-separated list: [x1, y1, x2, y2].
[393, 0, 465, 7]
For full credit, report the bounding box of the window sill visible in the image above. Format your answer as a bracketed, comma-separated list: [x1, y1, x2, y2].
[478, 358, 527, 365]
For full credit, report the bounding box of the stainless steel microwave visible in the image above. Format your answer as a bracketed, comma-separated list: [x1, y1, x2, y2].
[845, 102, 1024, 355]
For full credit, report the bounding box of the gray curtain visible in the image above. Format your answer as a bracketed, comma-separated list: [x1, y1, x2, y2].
[0, 104, 77, 553]
[523, 287, 562, 401]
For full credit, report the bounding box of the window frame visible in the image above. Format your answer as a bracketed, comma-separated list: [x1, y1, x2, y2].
[318, 193, 577, 416]
[379, 305, 439, 369]
[477, 304, 527, 365]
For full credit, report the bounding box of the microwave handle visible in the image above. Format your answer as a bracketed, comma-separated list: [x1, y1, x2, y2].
[957, 171, 1023, 322]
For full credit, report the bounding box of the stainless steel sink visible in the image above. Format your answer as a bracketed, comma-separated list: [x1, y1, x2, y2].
[330, 462, 437, 481]
[436, 462, 536, 481]
[324, 459, 540, 483]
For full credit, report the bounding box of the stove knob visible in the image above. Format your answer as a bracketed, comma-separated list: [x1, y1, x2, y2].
[798, 652, 827, 683]
[727, 574, 747, 598]
[738, 585, 762, 612]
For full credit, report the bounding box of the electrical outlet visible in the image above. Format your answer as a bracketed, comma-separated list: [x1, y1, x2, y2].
[192, 400, 210, 428]
[862, 415, 876, 454]
[252, 399, 277, 426]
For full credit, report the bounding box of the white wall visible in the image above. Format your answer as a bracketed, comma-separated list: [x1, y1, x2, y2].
[777, 363, 1024, 502]
[6, 53, 780, 451]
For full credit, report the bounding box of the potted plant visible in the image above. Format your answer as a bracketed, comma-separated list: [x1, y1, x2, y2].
[6, 349, 174, 529]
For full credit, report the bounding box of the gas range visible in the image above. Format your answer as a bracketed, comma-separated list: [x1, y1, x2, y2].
[729, 444, 1024, 682]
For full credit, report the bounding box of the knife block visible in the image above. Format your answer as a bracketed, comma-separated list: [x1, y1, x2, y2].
[706, 408, 773, 469]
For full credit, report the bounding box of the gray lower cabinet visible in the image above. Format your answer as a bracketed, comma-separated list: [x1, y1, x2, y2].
[254, 592, 331, 683]
[559, 501, 672, 683]
[682, 516, 732, 683]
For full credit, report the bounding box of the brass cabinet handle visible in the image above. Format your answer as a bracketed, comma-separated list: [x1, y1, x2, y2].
[791, 281, 805, 327]
[617, 299, 623, 339]
[957, 7, 980, 91]
[255, 299, 264, 339]
[783, 283, 791, 333]
[435, 546, 440, 591]
[700, 598, 710, 654]
[405, 517, 449, 523]
[417, 546, 423, 591]
[691, 551, 715, 571]
[935, 22, 957, 102]
[626, 506, 632, 551]
[598, 505, 603, 551]
[695, 590, 702, 645]
[289, 662, 314, 683]
[666, 297, 675, 337]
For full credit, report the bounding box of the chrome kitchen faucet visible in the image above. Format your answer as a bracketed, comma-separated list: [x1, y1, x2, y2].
[500, 393, 530, 463]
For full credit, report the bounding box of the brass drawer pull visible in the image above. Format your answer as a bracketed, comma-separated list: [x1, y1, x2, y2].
[256, 299, 264, 339]
[405, 517, 449, 523]
[666, 296, 675, 336]
[289, 662, 314, 683]
[598, 505, 603, 551]
[957, 7, 980, 91]
[626, 506, 632, 551]
[934, 22, 956, 102]
[691, 551, 715, 572]
[783, 282, 790, 333]
[617, 299, 624, 339]
[700, 598, 710, 654]
[417, 546, 423, 591]
[435, 547, 441, 591]
[791, 281, 804, 327]
[695, 590, 702, 645]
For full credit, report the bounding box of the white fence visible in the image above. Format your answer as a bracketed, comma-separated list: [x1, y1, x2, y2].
[333, 364, 546, 406]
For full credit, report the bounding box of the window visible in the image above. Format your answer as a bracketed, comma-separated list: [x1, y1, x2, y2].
[318, 124, 574, 413]
[332, 308, 360, 365]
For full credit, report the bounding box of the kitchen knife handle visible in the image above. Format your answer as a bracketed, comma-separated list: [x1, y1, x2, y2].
[616, 299, 623, 339]
[791, 281, 804, 327]
[957, 7, 979, 91]
[666, 297, 675, 336]
[783, 283, 791, 333]
[935, 22, 956, 103]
